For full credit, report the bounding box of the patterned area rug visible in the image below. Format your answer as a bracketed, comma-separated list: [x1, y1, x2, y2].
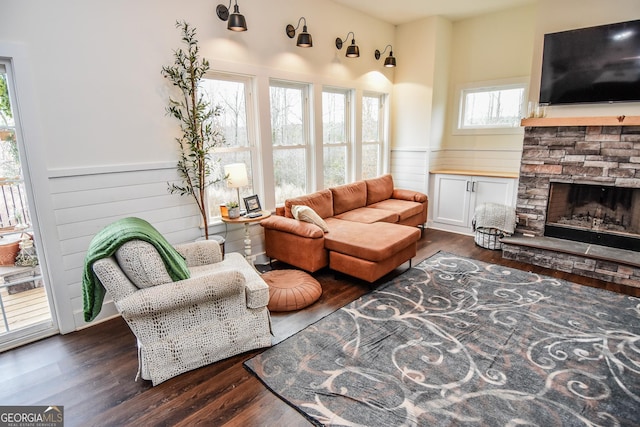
[244, 252, 640, 426]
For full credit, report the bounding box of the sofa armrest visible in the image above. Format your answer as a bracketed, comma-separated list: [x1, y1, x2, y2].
[260, 215, 324, 238]
[174, 240, 223, 267]
[117, 270, 244, 317]
[392, 188, 428, 203]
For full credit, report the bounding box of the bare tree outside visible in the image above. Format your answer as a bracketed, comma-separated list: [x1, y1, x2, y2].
[200, 77, 254, 215]
[362, 94, 383, 179]
[322, 90, 348, 188]
[270, 84, 307, 204]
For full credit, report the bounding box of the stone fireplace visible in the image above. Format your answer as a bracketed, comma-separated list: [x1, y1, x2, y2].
[502, 121, 640, 289]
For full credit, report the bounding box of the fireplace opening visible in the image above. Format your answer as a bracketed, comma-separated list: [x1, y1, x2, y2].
[545, 182, 640, 252]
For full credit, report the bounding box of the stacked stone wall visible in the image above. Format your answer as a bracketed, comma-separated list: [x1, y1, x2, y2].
[516, 126, 640, 236]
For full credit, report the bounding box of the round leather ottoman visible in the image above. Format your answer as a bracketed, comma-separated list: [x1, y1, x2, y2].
[262, 269, 322, 312]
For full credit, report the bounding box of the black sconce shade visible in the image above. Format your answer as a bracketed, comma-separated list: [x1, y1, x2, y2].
[217, 0, 247, 32]
[375, 44, 396, 67]
[286, 17, 312, 47]
[335, 32, 359, 58]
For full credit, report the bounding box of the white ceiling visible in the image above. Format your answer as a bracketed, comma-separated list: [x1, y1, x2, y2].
[331, 0, 537, 25]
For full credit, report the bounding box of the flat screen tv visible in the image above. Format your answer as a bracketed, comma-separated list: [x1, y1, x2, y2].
[539, 19, 640, 105]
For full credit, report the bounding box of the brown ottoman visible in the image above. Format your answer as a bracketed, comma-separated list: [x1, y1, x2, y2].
[262, 269, 322, 312]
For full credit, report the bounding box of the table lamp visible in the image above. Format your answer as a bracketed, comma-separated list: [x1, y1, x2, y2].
[224, 163, 248, 208]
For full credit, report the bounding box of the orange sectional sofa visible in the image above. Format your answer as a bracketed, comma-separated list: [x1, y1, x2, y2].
[260, 174, 428, 282]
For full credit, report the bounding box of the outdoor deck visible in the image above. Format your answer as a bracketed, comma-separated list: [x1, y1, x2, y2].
[0, 275, 51, 334]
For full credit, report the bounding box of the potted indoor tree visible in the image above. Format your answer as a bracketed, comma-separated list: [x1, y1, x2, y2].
[161, 21, 224, 239]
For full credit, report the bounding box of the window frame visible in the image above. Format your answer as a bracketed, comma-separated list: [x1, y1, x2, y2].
[201, 72, 259, 221]
[322, 86, 352, 187]
[361, 91, 387, 179]
[269, 79, 312, 205]
[454, 77, 528, 135]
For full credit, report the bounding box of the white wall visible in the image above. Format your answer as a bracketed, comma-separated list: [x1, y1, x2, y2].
[436, 4, 537, 174]
[1, 0, 396, 171]
[392, 16, 452, 194]
[0, 0, 397, 332]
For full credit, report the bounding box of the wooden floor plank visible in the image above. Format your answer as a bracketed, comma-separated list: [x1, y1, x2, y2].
[0, 229, 636, 427]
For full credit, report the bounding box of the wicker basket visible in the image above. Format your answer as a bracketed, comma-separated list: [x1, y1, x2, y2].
[474, 227, 504, 250]
[0, 240, 20, 265]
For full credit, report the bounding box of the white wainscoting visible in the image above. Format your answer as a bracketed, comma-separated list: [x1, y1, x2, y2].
[46, 163, 267, 331]
[390, 148, 429, 195]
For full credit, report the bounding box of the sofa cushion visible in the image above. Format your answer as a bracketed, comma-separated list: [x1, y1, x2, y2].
[292, 205, 329, 232]
[393, 188, 428, 203]
[260, 215, 325, 238]
[285, 189, 333, 219]
[115, 240, 173, 289]
[331, 181, 367, 215]
[333, 207, 398, 224]
[323, 218, 420, 262]
[365, 174, 394, 205]
[368, 199, 424, 221]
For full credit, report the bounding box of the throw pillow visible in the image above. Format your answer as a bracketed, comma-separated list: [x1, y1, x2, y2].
[116, 240, 173, 289]
[291, 205, 329, 233]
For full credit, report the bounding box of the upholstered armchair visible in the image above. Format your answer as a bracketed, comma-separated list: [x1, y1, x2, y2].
[91, 238, 272, 385]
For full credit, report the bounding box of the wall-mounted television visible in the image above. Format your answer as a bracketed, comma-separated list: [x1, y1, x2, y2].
[539, 19, 640, 105]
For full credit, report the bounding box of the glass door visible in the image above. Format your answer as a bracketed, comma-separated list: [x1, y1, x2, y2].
[0, 60, 56, 350]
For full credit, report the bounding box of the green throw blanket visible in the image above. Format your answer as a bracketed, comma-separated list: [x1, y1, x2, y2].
[82, 217, 190, 322]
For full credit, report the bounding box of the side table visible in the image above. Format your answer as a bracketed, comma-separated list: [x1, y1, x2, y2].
[221, 210, 271, 261]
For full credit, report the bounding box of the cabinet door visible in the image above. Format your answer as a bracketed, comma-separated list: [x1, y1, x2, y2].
[471, 176, 515, 209]
[432, 174, 471, 227]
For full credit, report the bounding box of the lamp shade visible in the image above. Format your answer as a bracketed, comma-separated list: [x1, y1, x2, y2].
[224, 163, 248, 188]
[384, 54, 396, 67]
[297, 26, 312, 47]
[346, 39, 359, 58]
[228, 4, 247, 31]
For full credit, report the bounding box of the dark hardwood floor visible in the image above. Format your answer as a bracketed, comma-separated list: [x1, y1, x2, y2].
[1, 229, 637, 427]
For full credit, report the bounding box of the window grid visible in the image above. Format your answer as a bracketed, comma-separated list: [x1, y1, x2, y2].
[361, 93, 385, 179]
[270, 81, 311, 205]
[200, 74, 257, 218]
[322, 88, 350, 188]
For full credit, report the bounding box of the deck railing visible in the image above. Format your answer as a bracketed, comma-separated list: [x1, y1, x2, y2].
[0, 179, 30, 229]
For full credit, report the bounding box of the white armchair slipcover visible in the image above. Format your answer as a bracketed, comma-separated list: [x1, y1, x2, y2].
[92, 239, 272, 385]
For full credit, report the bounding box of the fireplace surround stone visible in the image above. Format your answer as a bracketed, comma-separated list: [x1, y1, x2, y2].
[502, 122, 640, 289]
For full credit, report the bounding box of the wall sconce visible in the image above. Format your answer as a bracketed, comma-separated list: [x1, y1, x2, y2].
[375, 45, 396, 67]
[216, 0, 247, 32]
[335, 32, 359, 58]
[286, 17, 312, 47]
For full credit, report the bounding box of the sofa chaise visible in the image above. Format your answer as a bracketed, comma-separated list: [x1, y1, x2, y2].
[260, 174, 428, 282]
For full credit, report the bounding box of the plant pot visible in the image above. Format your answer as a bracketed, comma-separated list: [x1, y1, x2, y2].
[228, 207, 240, 219]
[0, 236, 20, 266]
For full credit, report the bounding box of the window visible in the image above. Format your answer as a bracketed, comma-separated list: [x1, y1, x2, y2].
[0, 66, 19, 179]
[200, 74, 257, 218]
[270, 81, 310, 205]
[361, 93, 385, 179]
[322, 88, 350, 187]
[457, 80, 526, 132]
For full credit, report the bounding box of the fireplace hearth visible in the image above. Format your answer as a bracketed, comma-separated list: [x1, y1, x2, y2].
[502, 122, 640, 289]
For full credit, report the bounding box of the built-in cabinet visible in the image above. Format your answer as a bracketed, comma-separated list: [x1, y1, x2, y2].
[429, 172, 518, 235]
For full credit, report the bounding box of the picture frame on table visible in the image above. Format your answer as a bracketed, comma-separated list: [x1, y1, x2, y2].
[243, 195, 261, 213]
